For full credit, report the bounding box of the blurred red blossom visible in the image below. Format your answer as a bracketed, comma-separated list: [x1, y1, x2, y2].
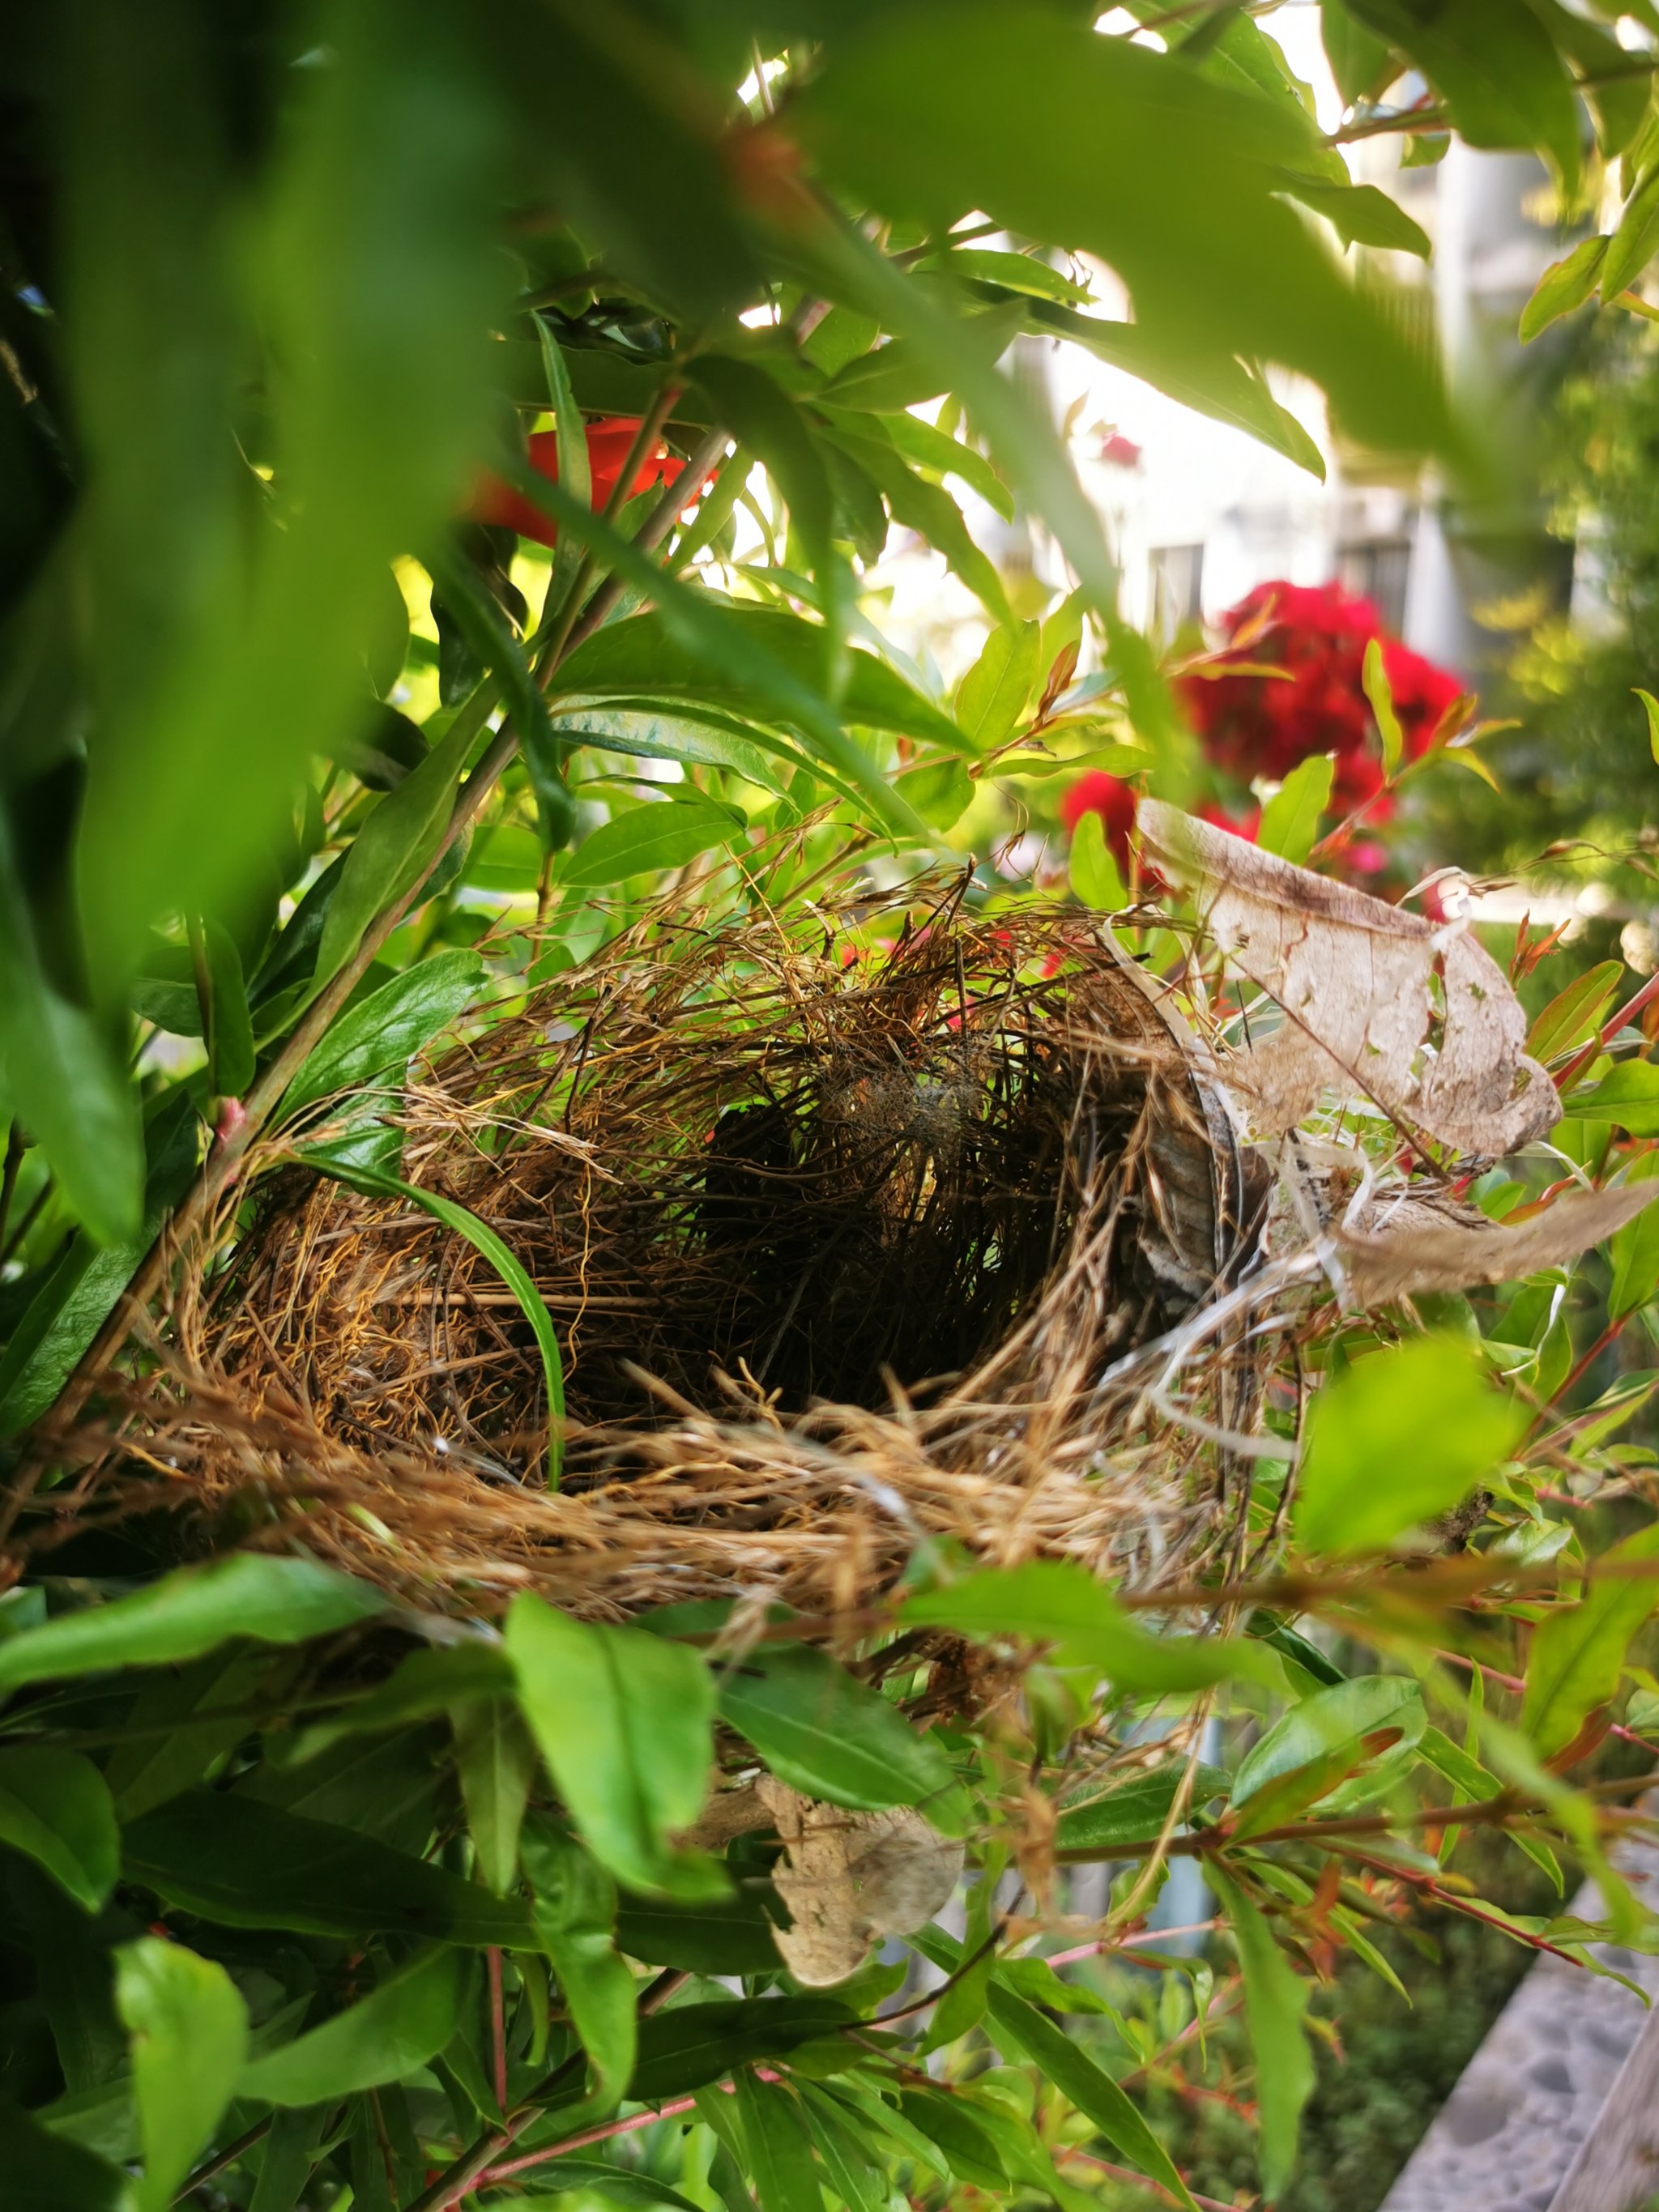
[1175, 580, 1461, 819]
[1060, 769, 1138, 868]
[467, 416, 686, 547]
[1060, 581, 1460, 888]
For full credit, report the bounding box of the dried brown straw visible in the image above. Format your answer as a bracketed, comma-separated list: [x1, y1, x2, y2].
[36, 882, 1270, 1623]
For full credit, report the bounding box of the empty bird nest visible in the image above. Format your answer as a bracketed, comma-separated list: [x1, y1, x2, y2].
[40, 812, 1659, 1625]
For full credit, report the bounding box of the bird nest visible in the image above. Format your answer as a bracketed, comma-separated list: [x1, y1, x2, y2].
[50, 887, 1272, 1622]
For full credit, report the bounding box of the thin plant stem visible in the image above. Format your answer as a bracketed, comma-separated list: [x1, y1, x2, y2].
[481, 2091, 702, 2183]
[0, 1173, 49, 1268]
[0, 1122, 23, 1255]
[1060, 2146, 1239, 2212]
[402, 1968, 689, 2212]
[488, 1945, 509, 2111]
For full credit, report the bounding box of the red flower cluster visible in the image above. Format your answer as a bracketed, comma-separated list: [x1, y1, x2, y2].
[1176, 581, 1461, 817]
[1061, 580, 1462, 885]
[467, 416, 686, 548]
[1060, 774, 1256, 884]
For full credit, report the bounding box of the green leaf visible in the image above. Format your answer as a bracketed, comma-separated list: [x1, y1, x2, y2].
[122, 1790, 536, 1946]
[279, 948, 484, 1121]
[627, 1997, 855, 2103]
[522, 1822, 638, 2110]
[1208, 1871, 1314, 2202]
[955, 622, 1039, 748]
[900, 1560, 1274, 1690]
[454, 1696, 537, 1897]
[535, 318, 591, 622]
[1604, 168, 1659, 300]
[303, 1160, 565, 1484]
[1055, 1763, 1231, 1852]
[734, 2069, 823, 2212]
[817, 305, 1024, 413]
[716, 1643, 962, 1819]
[203, 919, 254, 1098]
[500, 475, 930, 834]
[551, 601, 966, 757]
[1639, 685, 1659, 766]
[1323, 6, 1393, 104]
[248, 2108, 327, 2212]
[292, 1643, 511, 1759]
[984, 1984, 1197, 2210]
[1230, 1676, 1425, 1832]
[0, 1091, 199, 1435]
[562, 797, 746, 889]
[1257, 753, 1334, 866]
[1564, 1059, 1659, 1136]
[548, 703, 790, 792]
[506, 1596, 717, 1899]
[872, 409, 1015, 521]
[1294, 1334, 1525, 1555]
[1, 2099, 128, 2212]
[1529, 961, 1623, 1062]
[0, 1554, 386, 1698]
[506, 2162, 704, 2210]
[0, 1750, 120, 1913]
[1343, 0, 1580, 185]
[107, 1649, 275, 1822]
[823, 424, 1013, 622]
[1280, 177, 1430, 258]
[932, 245, 1094, 306]
[795, 9, 1460, 462]
[313, 704, 480, 988]
[898, 758, 975, 830]
[1361, 634, 1404, 778]
[1030, 300, 1327, 479]
[241, 1946, 463, 2106]
[615, 1885, 784, 1975]
[691, 356, 835, 583]
[115, 1937, 249, 2212]
[1522, 1520, 1659, 1757]
[1610, 1156, 1659, 1318]
[73, 0, 505, 984]
[795, 2085, 889, 2212]
[428, 536, 558, 761]
[0, 816, 142, 1246]
[1068, 809, 1128, 910]
[1520, 235, 1610, 341]
[897, 2089, 1009, 2190]
[926, 1876, 996, 2049]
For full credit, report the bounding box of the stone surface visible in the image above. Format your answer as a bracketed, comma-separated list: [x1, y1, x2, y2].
[1378, 1820, 1659, 2212]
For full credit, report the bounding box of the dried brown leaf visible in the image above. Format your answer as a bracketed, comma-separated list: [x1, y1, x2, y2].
[757, 1776, 964, 1987]
[1140, 803, 1559, 1157]
[1337, 1180, 1659, 1306]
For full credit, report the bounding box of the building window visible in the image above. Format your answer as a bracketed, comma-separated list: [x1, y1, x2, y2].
[1149, 543, 1204, 642]
[1337, 538, 1413, 636]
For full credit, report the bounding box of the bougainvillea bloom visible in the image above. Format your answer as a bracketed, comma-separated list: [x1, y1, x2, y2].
[466, 416, 686, 548]
[1176, 581, 1461, 819]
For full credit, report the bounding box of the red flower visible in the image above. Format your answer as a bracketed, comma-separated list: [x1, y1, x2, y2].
[1099, 433, 1143, 468]
[1177, 581, 1460, 828]
[1060, 770, 1139, 869]
[466, 416, 687, 548]
[1060, 770, 1179, 893]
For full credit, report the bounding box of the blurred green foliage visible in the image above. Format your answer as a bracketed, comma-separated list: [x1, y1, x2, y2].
[0, 5, 1658, 2210]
